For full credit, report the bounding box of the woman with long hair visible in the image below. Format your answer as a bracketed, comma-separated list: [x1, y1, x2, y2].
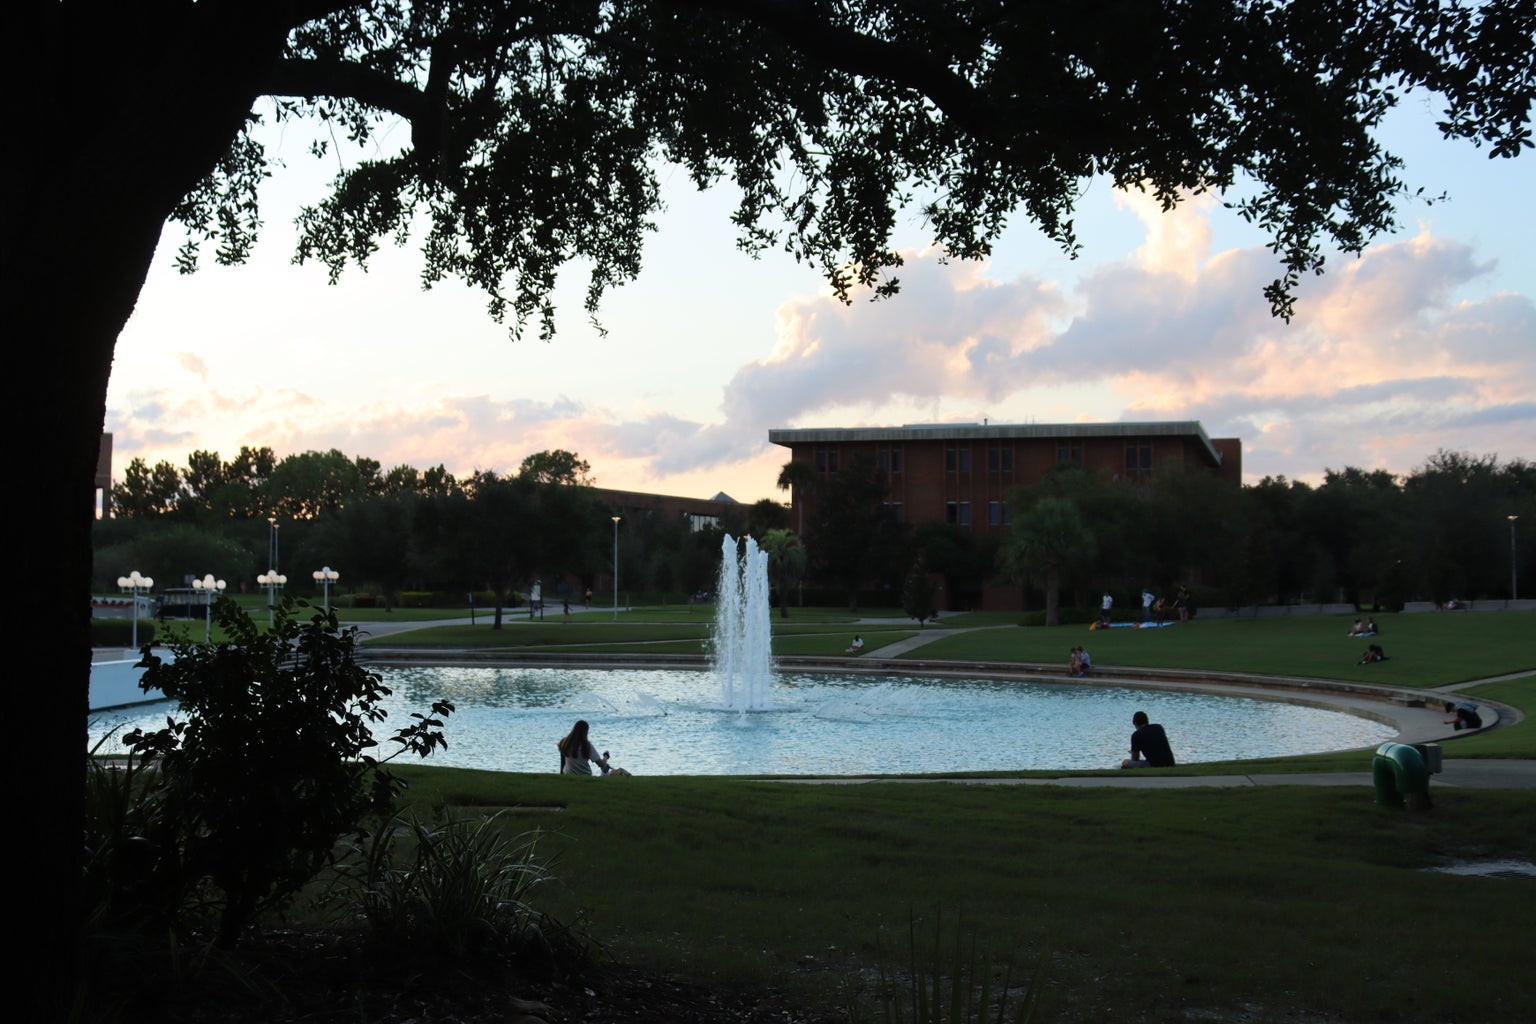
[557, 719, 612, 775]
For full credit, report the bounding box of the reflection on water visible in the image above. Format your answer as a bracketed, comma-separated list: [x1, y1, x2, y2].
[86, 666, 1396, 776]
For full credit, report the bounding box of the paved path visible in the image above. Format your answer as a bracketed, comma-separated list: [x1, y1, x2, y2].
[774, 758, 1536, 789]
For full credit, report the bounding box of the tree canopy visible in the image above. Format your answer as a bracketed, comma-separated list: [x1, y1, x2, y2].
[145, 1, 1535, 329]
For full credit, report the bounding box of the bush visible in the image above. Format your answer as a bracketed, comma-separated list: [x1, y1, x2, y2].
[120, 598, 455, 945]
[335, 811, 562, 963]
[847, 909, 1047, 1024]
[1017, 607, 1098, 627]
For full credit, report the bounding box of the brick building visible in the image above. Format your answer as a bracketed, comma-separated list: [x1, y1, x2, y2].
[768, 421, 1241, 609]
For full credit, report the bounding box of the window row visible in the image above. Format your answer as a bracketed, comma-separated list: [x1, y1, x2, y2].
[943, 501, 1012, 526]
[946, 447, 1015, 473]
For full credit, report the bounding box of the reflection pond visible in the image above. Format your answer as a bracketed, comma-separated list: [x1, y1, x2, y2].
[87, 665, 1397, 776]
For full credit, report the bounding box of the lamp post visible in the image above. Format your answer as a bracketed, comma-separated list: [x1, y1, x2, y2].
[611, 515, 621, 622]
[1511, 515, 1520, 601]
[257, 569, 287, 627]
[312, 566, 339, 612]
[267, 516, 281, 606]
[192, 573, 226, 643]
[116, 570, 154, 650]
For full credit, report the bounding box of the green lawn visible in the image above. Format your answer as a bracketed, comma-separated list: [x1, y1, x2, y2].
[390, 760, 1536, 1023]
[371, 609, 1534, 1024]
[356, 606, 1535, 687]
[903, 609, 1536, 688]
[157, 602, 1536, 1021]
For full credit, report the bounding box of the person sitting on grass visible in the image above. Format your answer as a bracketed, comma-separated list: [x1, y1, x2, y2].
[558, 719, 613, 775]
[845, 634, 864, 654]
[1121, 710, 1176, 768]
[1358, 643, 1388, 665]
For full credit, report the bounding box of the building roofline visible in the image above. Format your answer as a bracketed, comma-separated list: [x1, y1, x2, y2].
[589, 486, 740, 507]
[768, 422, 1223, 465]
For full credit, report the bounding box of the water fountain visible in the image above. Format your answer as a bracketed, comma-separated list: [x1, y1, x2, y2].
[711, 534, 775, 711]
[84, 537, 1402, 773]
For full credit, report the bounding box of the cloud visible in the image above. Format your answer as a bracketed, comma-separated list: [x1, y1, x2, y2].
[105, 192, 1533, 499]
[175, 353, 210, 383]
[722, 253, 1072, 430]
[690, 203, 1533, 487]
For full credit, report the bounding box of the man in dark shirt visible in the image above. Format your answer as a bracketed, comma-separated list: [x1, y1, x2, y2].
[1121, 710, 1176, 768]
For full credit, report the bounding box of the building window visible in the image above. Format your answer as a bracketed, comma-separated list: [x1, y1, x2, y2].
[1126, 442, 1152, 476]
[945, 447, 971, 473]
[946, 501, 971, 525]
[877, 446, 903, 475]
[986, 446, 1013, 473]
[815, 447, 839, 474]
[881, 501, 904, 523]
[1057, 440, 1083, 465]
[988, 501, 1009, 526]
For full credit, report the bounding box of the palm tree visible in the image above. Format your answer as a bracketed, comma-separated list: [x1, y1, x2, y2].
[760, 529, 807, 618]
[776, 459, 817, 537]
[1002, 497, 1097, 626]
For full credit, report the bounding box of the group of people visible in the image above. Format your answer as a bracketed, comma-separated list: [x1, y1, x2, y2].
[560, 696, 1480, 777]
[1126, 585, 1193, 625]
[561, 705, 1182, 775]
[1068, 645, 1092, 677]
[1346, 616, 1387, 663]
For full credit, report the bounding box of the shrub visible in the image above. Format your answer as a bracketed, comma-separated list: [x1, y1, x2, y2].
[335, 810, 561, 963]
[121, 598, 455, 945]
[1017, 607, 1097, 627]
[848, 910, 1047, 1024]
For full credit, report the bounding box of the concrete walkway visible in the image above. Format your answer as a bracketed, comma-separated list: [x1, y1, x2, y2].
[774, 758, 1536, 789]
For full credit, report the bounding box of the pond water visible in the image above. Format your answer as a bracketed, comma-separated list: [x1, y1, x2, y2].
[86, 665, 1397, 775]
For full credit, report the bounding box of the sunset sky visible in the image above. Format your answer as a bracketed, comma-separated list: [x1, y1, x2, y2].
[105, 95, 1534, 507]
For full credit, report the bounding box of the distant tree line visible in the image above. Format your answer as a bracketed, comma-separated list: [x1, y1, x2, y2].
[784, 448, 1534, 617]
[100, 446, 1533, 619]
[98, 447, 791, 622]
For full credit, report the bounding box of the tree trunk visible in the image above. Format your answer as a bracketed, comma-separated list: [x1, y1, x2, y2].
[9, 7, 293, 1013]
[1045, 567, 1062, 627]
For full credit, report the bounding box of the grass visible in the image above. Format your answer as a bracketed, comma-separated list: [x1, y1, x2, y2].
[902, 610, 1536, 688]
[353, 606, 1534, 686]
[333, 607, 1535, 1021]
[388, 765, 1536, 1023]
[141, 603, 1536, 1020]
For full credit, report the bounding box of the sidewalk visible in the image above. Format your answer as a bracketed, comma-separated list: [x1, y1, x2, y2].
[776, 758, 1536, 788]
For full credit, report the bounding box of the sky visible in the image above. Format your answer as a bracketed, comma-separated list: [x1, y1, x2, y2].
[105, 95, 1535, 508]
